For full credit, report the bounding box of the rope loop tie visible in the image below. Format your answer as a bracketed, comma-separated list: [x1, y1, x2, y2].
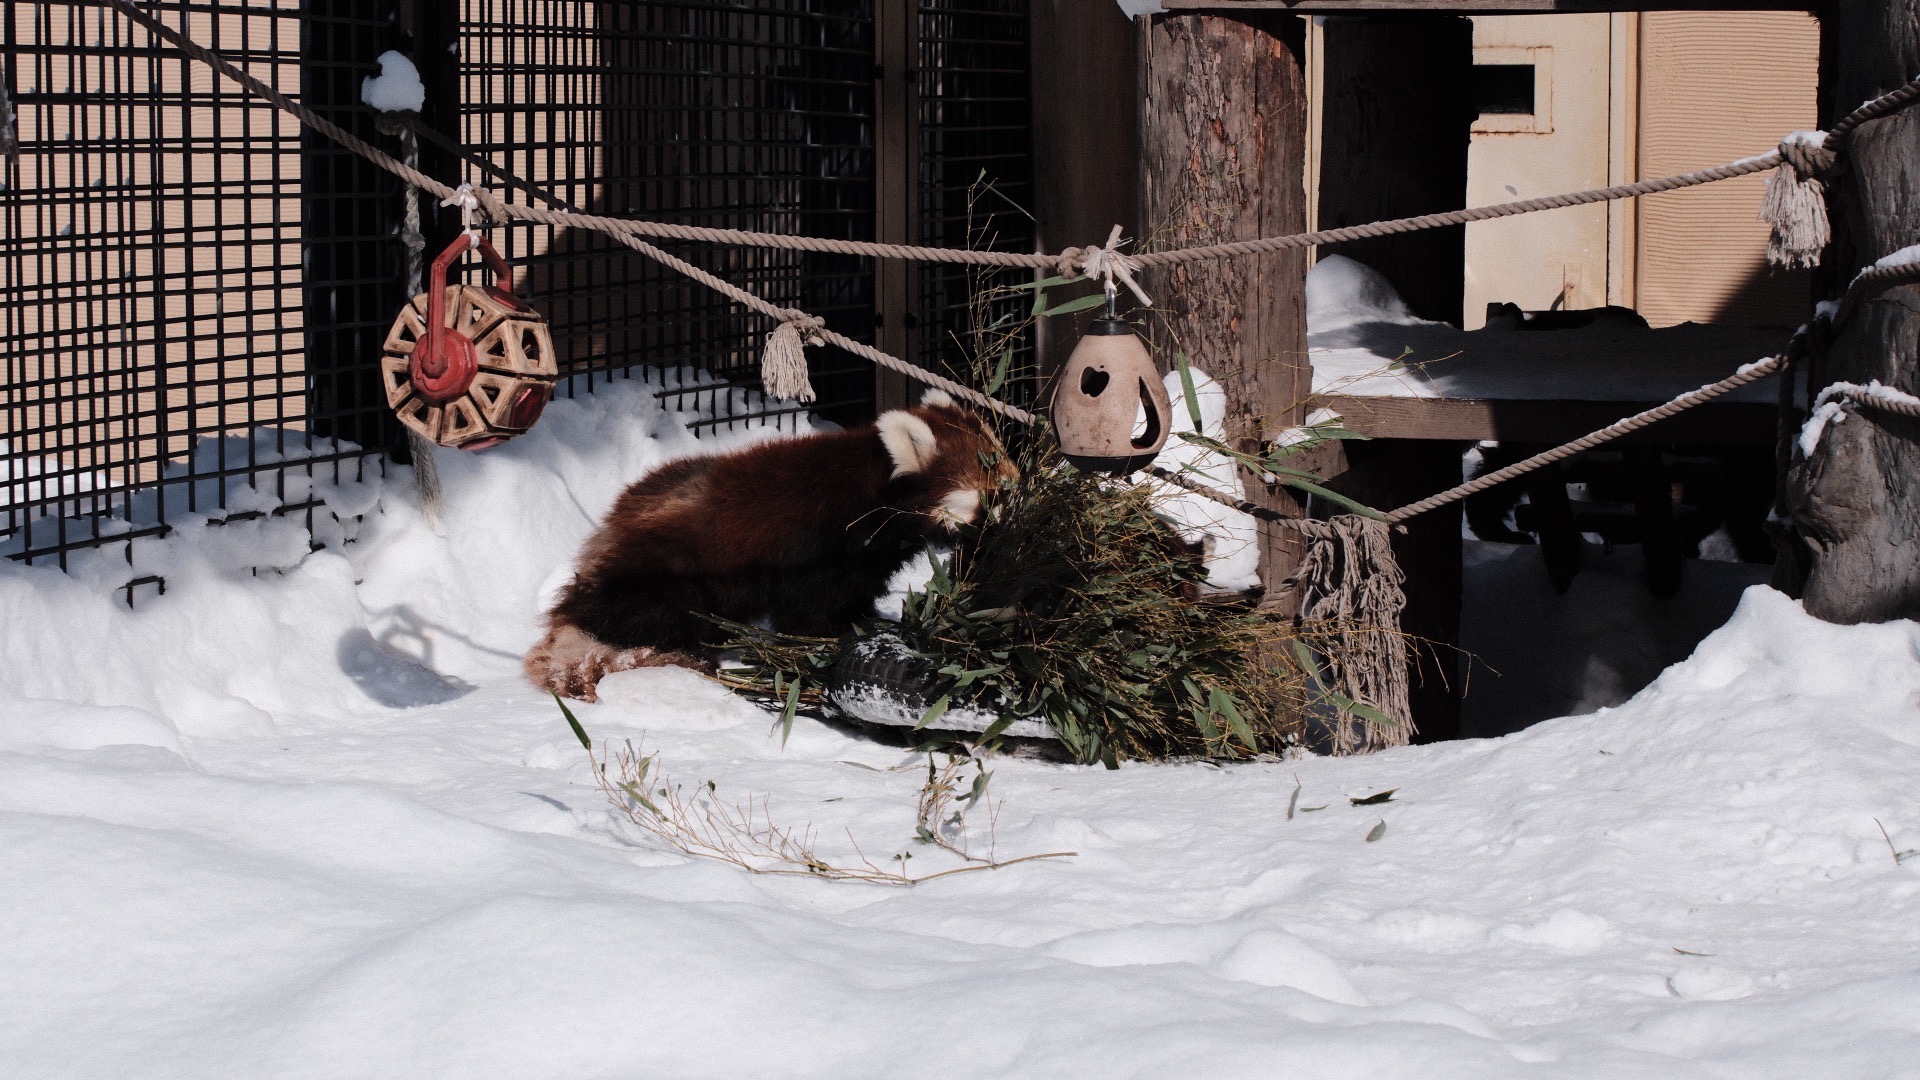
[1059, 224, 1153, 308]
[439, 183, 511, 239]
[440, 183, 481, 239]
[1761, 131, 1837, 270]
[761, 310, 826, 403]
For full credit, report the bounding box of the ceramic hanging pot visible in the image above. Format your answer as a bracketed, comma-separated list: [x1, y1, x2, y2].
[1050, 318, 1171, 474]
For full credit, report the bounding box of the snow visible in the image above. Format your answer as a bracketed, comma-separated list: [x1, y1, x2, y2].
[360, 50, 425, 113]
[1870, 242, 1920, 271]
[5, 366, 1920, 1077]
[1797, 380, 1920, 457]
[1144, 367, 1262, 593]
[1305, 255, 1788, 404]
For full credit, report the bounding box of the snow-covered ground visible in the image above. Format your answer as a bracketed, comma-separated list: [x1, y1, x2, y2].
[4, 377, 1919, 1078]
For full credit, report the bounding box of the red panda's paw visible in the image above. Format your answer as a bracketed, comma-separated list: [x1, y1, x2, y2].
[525, 624, 620, 703]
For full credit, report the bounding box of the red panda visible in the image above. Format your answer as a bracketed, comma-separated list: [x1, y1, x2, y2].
[525, 389, 1017, 701]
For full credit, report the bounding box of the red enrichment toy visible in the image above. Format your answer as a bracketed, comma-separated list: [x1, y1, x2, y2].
[381, 231, 558, 450]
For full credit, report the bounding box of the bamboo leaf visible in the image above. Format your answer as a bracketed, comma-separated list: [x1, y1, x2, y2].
[780, 678, 803, 746]
[984, 349, 1014, 395]
[1325, 692, 1403, 730]
[554, 693, 590, 751]
[1037, 293, 1110, 318]
[1174, 350, 1205, 433]
[1366, 819, 1387, 843]
[1277, 476, 1386, 520]
[915, 694, 952, 731]
[1350, 788, 1397, 806]
[619, 781, 662, 817]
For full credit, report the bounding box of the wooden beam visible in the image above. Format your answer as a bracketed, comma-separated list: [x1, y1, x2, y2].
[1316, 394, 1782, 444]
[1314, 14, 1473, 325]
[1028, 0, 1139, 378]
[872, 0, 917, 412]
[1165, 1, 1814, 12]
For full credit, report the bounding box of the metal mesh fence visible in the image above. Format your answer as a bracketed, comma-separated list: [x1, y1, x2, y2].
[2, 0, 1033, 572]
[458, 0, 880, 433]
[1, 0, 395, 568]
[916, 0, 1035, 405]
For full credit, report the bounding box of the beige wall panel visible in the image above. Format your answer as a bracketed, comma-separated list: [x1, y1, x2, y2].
[1463, 14, 1613, 328]
[1635, 11, 1817, 328]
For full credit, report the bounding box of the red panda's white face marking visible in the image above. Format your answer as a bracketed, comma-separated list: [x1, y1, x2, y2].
[935, 487, 983, 527]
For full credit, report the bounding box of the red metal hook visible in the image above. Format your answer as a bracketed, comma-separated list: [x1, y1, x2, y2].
[411, 233, 527, 404]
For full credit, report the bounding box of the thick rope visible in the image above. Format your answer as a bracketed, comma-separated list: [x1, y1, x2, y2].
[97, 0, 1920, 280]
[1384, 354, 1793, 524]
[391, 116, 1032, 423]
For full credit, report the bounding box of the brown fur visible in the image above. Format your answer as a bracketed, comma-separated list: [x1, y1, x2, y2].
[526, 393, 1014, 700]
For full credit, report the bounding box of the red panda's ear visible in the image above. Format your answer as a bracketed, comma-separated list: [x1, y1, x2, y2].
[919, 388, 956, 410]
[877, 410, 939, 477]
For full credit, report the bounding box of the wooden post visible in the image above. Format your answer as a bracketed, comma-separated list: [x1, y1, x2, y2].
[1783, 1, 1920, 622]
[1138, 12, 1312, 608]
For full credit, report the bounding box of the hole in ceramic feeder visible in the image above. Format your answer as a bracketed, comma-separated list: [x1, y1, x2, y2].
[1079, 367, 1110, 397]
[1131, 379, 1162, 450]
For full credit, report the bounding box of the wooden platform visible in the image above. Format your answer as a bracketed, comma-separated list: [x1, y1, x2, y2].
[1305, 316, 1790, 446]
[1315, 392, 1780, 444]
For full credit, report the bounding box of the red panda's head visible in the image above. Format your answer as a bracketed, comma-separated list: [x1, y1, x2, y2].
[876, 389, 1019, 535]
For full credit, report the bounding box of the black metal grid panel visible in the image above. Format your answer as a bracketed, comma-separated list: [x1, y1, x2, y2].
[459, 0, 878, 434]
[915, 0, 1035, 405]
[1, 0, 395, 568]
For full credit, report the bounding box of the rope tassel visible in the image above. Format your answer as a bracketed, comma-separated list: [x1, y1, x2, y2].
[762, 313, 825, 402]
[1761, 133, 1836, 270]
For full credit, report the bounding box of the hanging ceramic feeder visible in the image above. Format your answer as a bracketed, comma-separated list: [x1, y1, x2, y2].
[1051, 315, 1171, 474]
[381, 232, 557, 451]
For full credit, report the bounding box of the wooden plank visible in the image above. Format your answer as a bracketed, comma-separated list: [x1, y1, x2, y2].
[1314, 393, 1782, 444]
[1315, 15, 1473, 325]
[1140, 12, 1313, 609]
[1164, 1, 1813, 12]
[872, 0, 917, 412]
[1028, 0, 1138, 377]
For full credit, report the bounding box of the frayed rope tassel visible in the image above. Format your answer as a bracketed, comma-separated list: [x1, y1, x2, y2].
[761, 314, 825, 403]
[1294, 515, 1413, 755]
[1761, 132, 1836, 271]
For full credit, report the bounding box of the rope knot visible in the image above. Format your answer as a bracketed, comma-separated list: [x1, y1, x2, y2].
[438, 183, 511, 237]
[1777, 131, 1838, 180]
[1060, 224, 1152, 308]
[1761, 131, 1835, 270]
[761, 310, 826, 403]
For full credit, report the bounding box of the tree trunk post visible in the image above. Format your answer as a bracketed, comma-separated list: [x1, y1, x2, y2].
[1784, 3, 1920, 623]
[1138, 12, 1312, 609]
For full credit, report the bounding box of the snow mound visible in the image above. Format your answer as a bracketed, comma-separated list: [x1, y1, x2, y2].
[3, 364, 1920, 1077]
[1306, 253, 1425, 333]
